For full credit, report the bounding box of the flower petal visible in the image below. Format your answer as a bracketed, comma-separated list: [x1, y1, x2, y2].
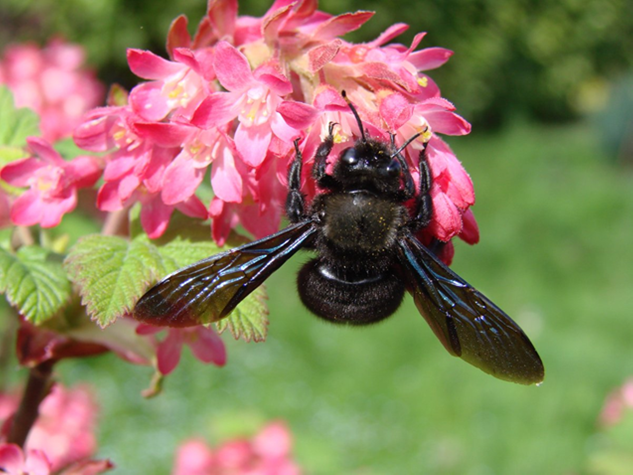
[191, 92, 237, 128]
[0, 444, 26, 473]
[10, 191, 43, 226]
[312, 11, 374, 42]
[157, 330, 183, 375]
[409, 47, 454, 71]
[211, 148, 243, 203]
[459, 208, 479, 244]
[188, 327, 227, 366]
[24, 449, 52, 475]
[0, 157, 44, 187]
[127, 49, 184, 80]
[39, 192, 76, 228]
[234, 122, 272, 167]
[276, 101, 318, 130]
[140, 196, 173, 238]
[213, 42, 253, 91]
[26, 137, 65, 166]
[134, 122, 193, 148]
[129, 82, 171, 122]
[176, 195, 209, 219]
[162, 154, 205, 205]
[166, 15, 192, 59]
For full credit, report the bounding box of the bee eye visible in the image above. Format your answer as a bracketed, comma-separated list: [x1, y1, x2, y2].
[341, 148, 358, 166]
[385, 159, 401, 176]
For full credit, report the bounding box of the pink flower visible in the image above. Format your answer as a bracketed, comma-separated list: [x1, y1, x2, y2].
[191, 41, 298, 167]
[74, 0, 477, 255]
[172, 421, 301, 475]
[0, 384, 109, 474]
[136, 324, 226, 375]
[0, 444, 51, 475]
[74, 106, 208, 238]
[599, 378, 633, 427]
[0, 39, 104, 142]
[25, 385, 98, 471]
[172, 439, 215, 475]
[0, 137, 101, 228]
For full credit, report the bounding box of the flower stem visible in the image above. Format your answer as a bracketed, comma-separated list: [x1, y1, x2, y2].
[7, 361, 54, 448]
[13, 226, 34, 248]
[101, 209, 129, 236]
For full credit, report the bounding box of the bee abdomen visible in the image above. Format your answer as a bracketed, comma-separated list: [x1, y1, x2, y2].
[297, 259, 405, 325]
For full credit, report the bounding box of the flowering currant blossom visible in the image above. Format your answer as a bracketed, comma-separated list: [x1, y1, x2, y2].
[0, 39, 104, 142]
[0, 444, 51, 475]
[172, 421, 301, 475]
[136, 324, 227, 375]
[0, 384, 111, 474]
[74, 0, 477, 264]
[0, 137, 101, 228]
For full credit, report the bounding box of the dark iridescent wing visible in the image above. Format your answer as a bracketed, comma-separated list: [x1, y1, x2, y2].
[134, 221, 317, 327]
[397, 232, 544, 385]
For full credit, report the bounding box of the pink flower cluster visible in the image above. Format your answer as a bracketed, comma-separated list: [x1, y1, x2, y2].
[0, 384, 112, 474]
[0, 138, 102, 228]
[73, 0, 478, 260]
[0, 39, 105, 142]
[173, 421, 300, 475]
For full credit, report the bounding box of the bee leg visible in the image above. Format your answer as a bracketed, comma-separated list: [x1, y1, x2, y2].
[409, 143, 433, 231]
[286, 139, 306, 223]
[391, 133, 416, 200]
[313, 122, 338, 189]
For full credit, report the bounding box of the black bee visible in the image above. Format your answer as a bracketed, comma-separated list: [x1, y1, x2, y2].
[134, 93, 544, 385]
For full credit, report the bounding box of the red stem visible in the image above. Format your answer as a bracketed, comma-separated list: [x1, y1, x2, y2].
[6, 361, 54, 448]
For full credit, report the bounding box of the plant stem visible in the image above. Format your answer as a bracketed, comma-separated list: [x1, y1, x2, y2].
[101, 209, 128, 236]
[13, 226, 34, 248]
[7, 361, 54, 448]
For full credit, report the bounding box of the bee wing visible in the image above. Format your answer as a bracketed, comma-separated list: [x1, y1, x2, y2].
[134, 221, 317, 327]
[397, 232, 544, 385]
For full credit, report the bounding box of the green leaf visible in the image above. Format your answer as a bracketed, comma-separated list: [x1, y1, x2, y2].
[64, 235, 164, 327]
[0, 245, 72, 324]
[65, 225, 270, 340]
[215, 285, 269, 342]
[0, 86, 40, 152]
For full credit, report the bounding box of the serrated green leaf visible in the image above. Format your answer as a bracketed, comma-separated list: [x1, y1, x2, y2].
[0, 86, 40, 149]
[64, 234, 165, 327]
[215, 285, 269, 342]
[65, 222, 270, 340]
[0, 245, 72, 324]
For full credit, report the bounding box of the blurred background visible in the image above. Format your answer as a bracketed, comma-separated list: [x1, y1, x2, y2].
[2, 0, 633, 473]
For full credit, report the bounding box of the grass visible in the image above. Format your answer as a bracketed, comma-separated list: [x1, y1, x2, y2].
[60, 120, 633, 474]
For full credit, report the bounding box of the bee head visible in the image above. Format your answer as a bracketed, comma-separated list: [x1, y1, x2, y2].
[334, 92, 407, 192]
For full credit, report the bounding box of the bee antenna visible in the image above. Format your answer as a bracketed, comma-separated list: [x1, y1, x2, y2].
[390, 132, 422, 158]
[341, 90, 367, 143]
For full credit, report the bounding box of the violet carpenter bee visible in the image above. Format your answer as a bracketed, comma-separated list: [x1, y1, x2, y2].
[134, 92, 544, 385]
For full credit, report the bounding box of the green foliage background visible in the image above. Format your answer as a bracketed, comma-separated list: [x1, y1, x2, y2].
[1, 0, 633, 473]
